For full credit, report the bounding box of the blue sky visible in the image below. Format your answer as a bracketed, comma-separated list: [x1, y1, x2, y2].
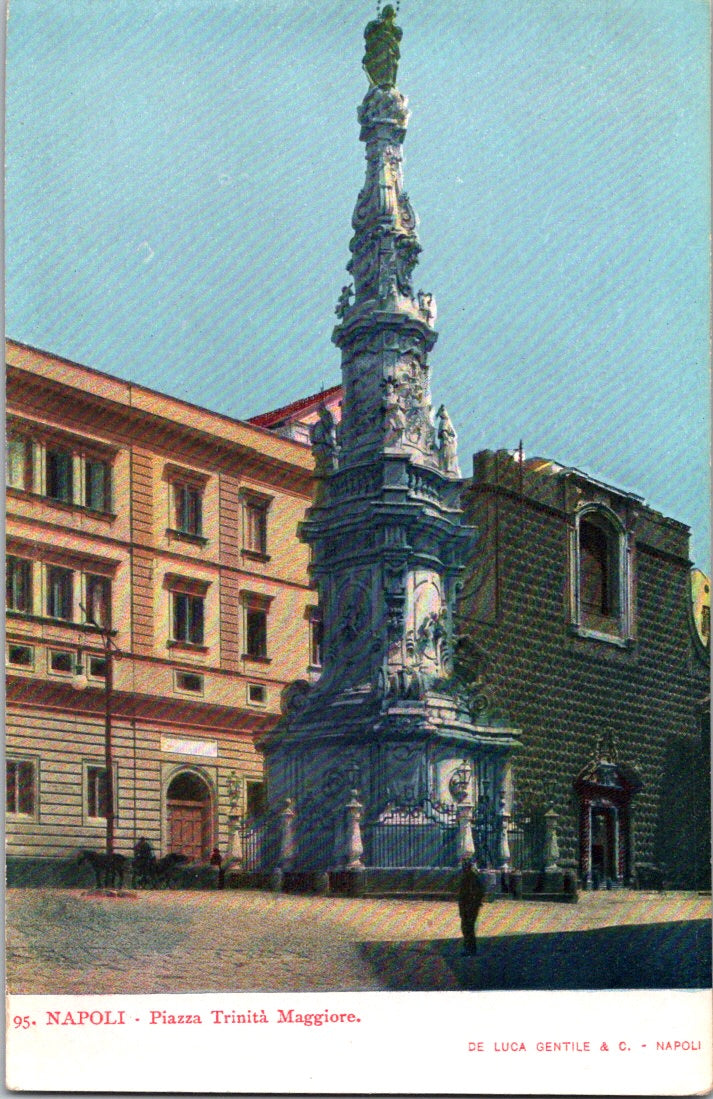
[6, 0, 710, 570]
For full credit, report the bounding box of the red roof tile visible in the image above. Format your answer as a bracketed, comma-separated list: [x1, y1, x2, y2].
[248, 384, 343, 427]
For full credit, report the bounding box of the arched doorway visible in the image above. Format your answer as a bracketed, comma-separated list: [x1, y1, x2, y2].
[574, 748, 641, 889]
[167, 771, 212, 861]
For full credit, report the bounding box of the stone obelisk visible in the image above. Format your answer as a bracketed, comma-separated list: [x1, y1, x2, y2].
[259, 7, 520, 883]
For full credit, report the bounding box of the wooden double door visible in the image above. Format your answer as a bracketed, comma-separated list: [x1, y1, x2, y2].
[167, 772, 212, 861]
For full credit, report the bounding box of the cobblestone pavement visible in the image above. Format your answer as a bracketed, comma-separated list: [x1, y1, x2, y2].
[6, 887, 710, 995]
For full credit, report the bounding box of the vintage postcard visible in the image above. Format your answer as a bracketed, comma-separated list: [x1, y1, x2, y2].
[5, 0, 711, 1094]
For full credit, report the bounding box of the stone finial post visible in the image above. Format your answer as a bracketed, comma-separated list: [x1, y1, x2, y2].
[497, 798, 511, 870]
[346, 790, 365, 870]
[544, 808, 560, 872]
[456, 800, 476, 863]
[226, 814, 244, 868]
[280, 798, 297, 871]
[225, 771, 243, 868]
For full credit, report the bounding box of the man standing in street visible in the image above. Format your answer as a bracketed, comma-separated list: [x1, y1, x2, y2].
[458, 857, 485, 955]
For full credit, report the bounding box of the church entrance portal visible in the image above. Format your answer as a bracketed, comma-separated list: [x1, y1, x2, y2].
[167, 771, 212, 861]
[574, 745, 641, 889]
[590, 807, 617, 887]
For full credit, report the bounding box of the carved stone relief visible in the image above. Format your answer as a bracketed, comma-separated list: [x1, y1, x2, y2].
[357, 86, 410, 131]
[412, 577, 444, 670]
[334, 572, 372, 648]
[379, 354, 436, 455]
[394, 234, 421, 296]
[383, 553, 408, 641]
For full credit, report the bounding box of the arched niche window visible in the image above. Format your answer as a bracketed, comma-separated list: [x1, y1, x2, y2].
[571, 507, 632, 643]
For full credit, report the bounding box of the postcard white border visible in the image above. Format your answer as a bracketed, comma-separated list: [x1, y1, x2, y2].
[6, 989, 712, 1095]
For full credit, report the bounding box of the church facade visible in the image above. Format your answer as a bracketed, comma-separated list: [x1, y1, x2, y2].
[457, 449, 710, 890]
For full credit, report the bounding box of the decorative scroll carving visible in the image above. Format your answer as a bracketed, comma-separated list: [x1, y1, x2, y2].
[347, 231, 381, 300]
[398, 191, 417, 232]
[281, 680, 312, 716]
[394, 235, 421, 296]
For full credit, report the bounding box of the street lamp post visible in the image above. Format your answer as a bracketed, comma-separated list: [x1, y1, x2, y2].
[73, 609, 120, 864]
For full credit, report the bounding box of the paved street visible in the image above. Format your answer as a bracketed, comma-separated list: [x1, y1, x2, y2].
[6, 887, 710, 995]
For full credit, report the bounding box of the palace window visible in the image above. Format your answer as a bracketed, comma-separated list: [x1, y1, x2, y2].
[175, 670, 204, 694]
[6, 434, 33, 491]
[7, 759, 36, 816]
[7, 423, 114, 512]
[174, 483, 203, 537]
[247, 682, 266, 705]
[88, 656, 107, 679]
[45, 446, 74, 504]
[84, 573, 111, 629]
[246, 609, 268, 659]
[240, 590, 273, 661]
[164, 465, 208, 543]
[246, 502, 267, 555]
[172, 592, 205, 646]
[580, 521, 614, 617]
[165, 573, 210, 650]
[242, 492, 272, 559]
[86, 765, 110, 819]
[6, 556, 32, 614]
[46, 566, 74, 621]
[84, 457, 111, 513]
[49, 649, 74, 674]
[7, 643, 34, 668]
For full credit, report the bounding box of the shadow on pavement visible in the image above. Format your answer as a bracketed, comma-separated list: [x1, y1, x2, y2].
[360, 919, 712, 991]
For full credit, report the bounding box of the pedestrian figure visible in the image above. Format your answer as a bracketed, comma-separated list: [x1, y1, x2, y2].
[210, 846, 224, 889]
[132, 836, 155, 888]
[458, 857, 485, 955]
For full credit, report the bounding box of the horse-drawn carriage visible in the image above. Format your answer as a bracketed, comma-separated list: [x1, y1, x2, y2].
[77, 842, 191, 889]
[77, 849, 127, 889]
[131, 838, 191, 888]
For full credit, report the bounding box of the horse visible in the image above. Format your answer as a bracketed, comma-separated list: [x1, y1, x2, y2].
[78, 848, 126, 889]
[154, 852, 190, 888]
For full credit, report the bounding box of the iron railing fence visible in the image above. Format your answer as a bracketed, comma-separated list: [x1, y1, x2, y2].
[507, 813, 547, 871]
[237, 812, 280, 871]
[363, 799, 459, 869]
[236, 803, 549, 873]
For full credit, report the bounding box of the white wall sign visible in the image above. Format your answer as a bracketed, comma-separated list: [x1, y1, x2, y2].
[160, 736, 218, 758]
